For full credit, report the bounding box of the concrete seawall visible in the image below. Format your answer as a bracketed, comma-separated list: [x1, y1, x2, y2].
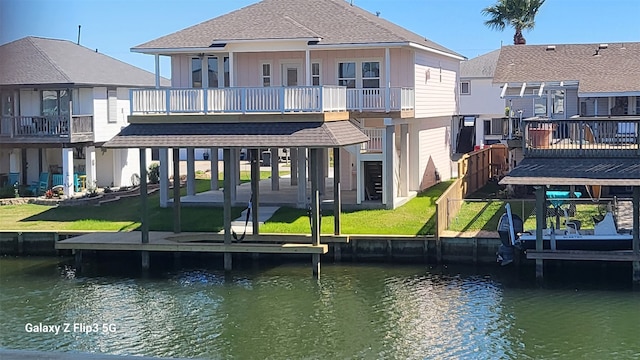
[0, 231, 502, 265]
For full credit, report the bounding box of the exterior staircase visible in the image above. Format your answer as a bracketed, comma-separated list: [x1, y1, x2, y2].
[364, 161, 382, 201]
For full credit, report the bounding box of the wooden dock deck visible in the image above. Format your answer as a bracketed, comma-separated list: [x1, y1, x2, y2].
[55, 232, 328, 254]
[526, 249, 640, 262]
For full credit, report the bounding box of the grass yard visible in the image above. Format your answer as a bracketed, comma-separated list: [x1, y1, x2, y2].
[449, 200, 604, 232]
[260, 181, 453, 236]
[0, 178, 251, 232]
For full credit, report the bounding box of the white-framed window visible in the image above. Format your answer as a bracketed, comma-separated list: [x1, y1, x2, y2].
[338, 62, 356, 88]
[41, 89, 70, 117]
[193, 56, 222, 88]
[312, 62, 321, 86]
[552, 90, 564, 115]
[533, 91, 547, 116]
[460, 81, 470, 95]
[107, 88, 117, 123]
[261, 63, 271, 87]
[361, 61, 380, 88]
[191, 57, 202, 88]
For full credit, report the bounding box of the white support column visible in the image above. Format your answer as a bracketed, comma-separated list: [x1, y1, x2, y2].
[228, 52, 235, 87]
[305, 49, 311, 86]
[159, 148, 169, 208]
[210, 147, 219, 190]
[383, 121, 395, 209]
[385, 48, 391, 112]
[85, 146, 96, 191]
[356, 150, 362, 204]
[154, 54, 160, 89]
[399, 124, 409, 197]
[62, 148, 74, 197]
[297, 148, 307, 207]
[270, 147, 279, 191]
[187, 148, 196, 196]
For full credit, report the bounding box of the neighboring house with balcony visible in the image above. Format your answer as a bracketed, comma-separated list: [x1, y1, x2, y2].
[120, 0, 464, 209]
[496, 42, 640, 197]
[457, 49, 505, 153]
[0, 36, 168, 197]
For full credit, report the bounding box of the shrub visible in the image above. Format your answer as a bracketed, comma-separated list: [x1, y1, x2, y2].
[148, 163, 160, 184]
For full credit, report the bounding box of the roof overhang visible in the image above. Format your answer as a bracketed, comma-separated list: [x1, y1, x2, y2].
[499, 157, 640, 186]
[499, 81, 579, 99]
[104, 121, 369, 149]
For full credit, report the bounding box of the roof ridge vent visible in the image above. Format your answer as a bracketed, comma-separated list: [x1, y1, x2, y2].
[546, 45, 556, 51]
[598, 43, 608, 49]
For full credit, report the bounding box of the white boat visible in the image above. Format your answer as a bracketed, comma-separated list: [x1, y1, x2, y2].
[518, 210, 633, 251]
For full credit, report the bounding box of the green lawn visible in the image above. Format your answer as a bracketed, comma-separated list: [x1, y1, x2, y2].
[260, 181, 453, 236]
[449, 200, 603, 232]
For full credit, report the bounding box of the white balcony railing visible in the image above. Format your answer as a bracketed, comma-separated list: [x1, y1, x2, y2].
[361, 127, 384, 152]
[0, 115, 93, 138]
[346, 87, 414, 112]
[131, 86, 347, 115]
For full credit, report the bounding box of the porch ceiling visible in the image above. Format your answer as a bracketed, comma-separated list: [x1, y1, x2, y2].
[499, 157, 640, 186]
[103, 121, 369, 149]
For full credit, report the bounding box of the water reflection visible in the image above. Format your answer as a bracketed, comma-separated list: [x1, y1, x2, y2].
[0, 258, 639, 359]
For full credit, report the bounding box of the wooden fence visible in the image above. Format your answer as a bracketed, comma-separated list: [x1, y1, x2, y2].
[434, 145, 508, 261]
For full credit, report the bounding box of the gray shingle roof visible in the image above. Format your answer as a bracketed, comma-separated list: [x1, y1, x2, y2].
[493, 42, 640, 95]
[500, 157, 640, 186]
[460, 49, 500, 78]
[104, 121, 369, 148]
[133, 0, 462, 58]
[0, 37, 170, 87]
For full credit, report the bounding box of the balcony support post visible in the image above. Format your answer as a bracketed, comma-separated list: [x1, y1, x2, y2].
[305, 49, 311, 86]
[290, 148, 298, 186]
[154, 54, 160, 89]
[210, 147, 219, 190]
[61, 147, 74, 198]
[399, 123, 409, 197]
[271, 148, 279, 191]
[139, 148, 149, 244]
[172, 148, 181, 233]
[223, 148, 232, 271]
[228, 52, 235, 87]
[383, 120, 395, 209]
[385, 47, 391, 113]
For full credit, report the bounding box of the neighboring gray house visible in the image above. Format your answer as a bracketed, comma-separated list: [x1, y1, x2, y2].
[497, 42, 640, 197]
[0, 36, 169, 196]
[457, 49, 504, 153]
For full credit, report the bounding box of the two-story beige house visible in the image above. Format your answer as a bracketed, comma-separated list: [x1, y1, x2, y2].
[108, 0, 464, 209]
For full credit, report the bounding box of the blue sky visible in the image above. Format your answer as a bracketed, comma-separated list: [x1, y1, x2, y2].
[2, 0, 639, 77]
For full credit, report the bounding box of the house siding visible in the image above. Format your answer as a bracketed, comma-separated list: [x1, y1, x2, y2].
[409, 116, 452, 191]
[93, 87, 130, 142]
[170, 48, 414, 89]
[459, 78, 503, 117]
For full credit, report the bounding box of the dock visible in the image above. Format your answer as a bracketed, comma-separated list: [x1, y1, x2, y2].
[56, 231, 329, 254]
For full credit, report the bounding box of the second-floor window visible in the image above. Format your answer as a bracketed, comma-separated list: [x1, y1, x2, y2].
[107, 89, 117, 123]
[192, 56, 228, 88]
[460, 81, 470, 95]
[552, 90, 564, 116]
[41, 90, 70, 117]
[338, 62, 356, 88]
[362, 61, 380, 88]
[312, 63, 321, 86]
[262, 63, 271, 87]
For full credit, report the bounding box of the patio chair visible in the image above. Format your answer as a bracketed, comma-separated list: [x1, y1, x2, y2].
[35, 172, 49, 195]
[8, 172, 20, 186]
[52, 174, 64, 187]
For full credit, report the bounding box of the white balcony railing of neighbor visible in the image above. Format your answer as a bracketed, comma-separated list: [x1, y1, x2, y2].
[0, 115, 93, 138]
[130, 86, 347, 115]
[361, 128, 384, 152]
[346, 87, 414, 112]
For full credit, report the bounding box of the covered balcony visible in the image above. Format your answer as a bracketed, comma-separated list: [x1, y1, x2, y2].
[130, 86, 346, 115]
[0, 115, 94, 144]
[522, 116, 640, 158]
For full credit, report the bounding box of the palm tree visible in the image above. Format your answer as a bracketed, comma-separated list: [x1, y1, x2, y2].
[482, 0, 545, 45]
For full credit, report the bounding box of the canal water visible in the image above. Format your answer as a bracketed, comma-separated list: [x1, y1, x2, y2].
[1, 256, 639, 359]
